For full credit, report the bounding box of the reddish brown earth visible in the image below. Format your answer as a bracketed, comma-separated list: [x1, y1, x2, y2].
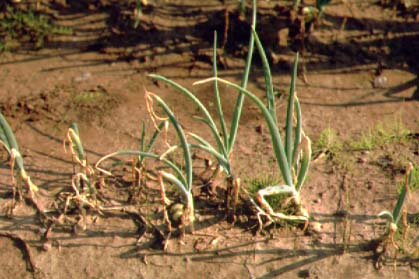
[0, 1, 419, 278]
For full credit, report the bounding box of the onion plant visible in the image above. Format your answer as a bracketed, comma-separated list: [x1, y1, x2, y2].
[378, 163, 413, 250]
[64, 123, 94, 194]
[95, 90, 195, 230]
[194, 31, 312, 228]
[148, 0, 257, 219]
[0, 112, 38, 199]
[133, 120, 167, 187]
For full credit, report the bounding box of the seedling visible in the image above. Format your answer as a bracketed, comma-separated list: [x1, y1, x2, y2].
[377, 163, 414, 266]
[0, 112, 38, 206]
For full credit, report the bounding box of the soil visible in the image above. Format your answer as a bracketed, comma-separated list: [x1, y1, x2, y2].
[1, 0, 419, 278]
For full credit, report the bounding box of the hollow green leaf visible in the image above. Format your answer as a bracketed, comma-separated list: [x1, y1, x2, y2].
[0, 112, 19, 153]
[292, 96, 302, 168]
[251, 28, 276, 122]
[393, 163, 413, 224]
[69, 123, 86, 162]
[150, 94, 193, 189]
[212, 31, 228, 148]
[96, 150, 186, 186]
[285, 53, 299, 167]
[138, 120, 166, 166]
[160, 171, 190, 201]
[195, 77, 293, 187]
[295, 135, 311, 192]
[228, 0, 257, 153]
[378, 210, 394, 223]
[149, 74, 227, 158]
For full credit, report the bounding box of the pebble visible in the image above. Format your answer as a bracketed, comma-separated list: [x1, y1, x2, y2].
[373, 75, 387, 88]
[42, 241, 52, 251]
[74, 72, 91, 82]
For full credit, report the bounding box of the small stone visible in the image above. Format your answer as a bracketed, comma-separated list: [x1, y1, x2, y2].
[74, 72, 91, 82]
[310, 221, 322, 233]
[42, 241, 51, 251]
[255, 125, 263, 134]
[357, 157, 367, 164]
[373, 75, 387, 88]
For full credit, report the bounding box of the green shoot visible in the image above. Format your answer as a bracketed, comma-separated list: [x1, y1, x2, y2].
[134, 0, 143, 29]
[378, 163, 413, 250]
[0, 112, 38, 195]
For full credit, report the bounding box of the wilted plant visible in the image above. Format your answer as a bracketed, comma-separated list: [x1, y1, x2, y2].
[61, 123, 102, 221]
[0, 112, 38, 205]
[148, 0, 258, 220]
[96, 91, 195, 233]
[64, 123, 94, 193]
[132, 120, 167, 189]
[194, 35, 312, 230]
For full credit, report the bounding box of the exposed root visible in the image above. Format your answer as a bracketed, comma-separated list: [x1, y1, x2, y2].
[158, 174, 173, 232]
[240, 185, 309, 233]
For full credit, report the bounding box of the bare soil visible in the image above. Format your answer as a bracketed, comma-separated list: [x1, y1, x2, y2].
[0, 1, 419, 278]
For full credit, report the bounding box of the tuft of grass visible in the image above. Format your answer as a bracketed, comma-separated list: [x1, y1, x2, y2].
[313, 127, 343, 158]
[350, 119, 411, 151]
[0, 5, 72, 50]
